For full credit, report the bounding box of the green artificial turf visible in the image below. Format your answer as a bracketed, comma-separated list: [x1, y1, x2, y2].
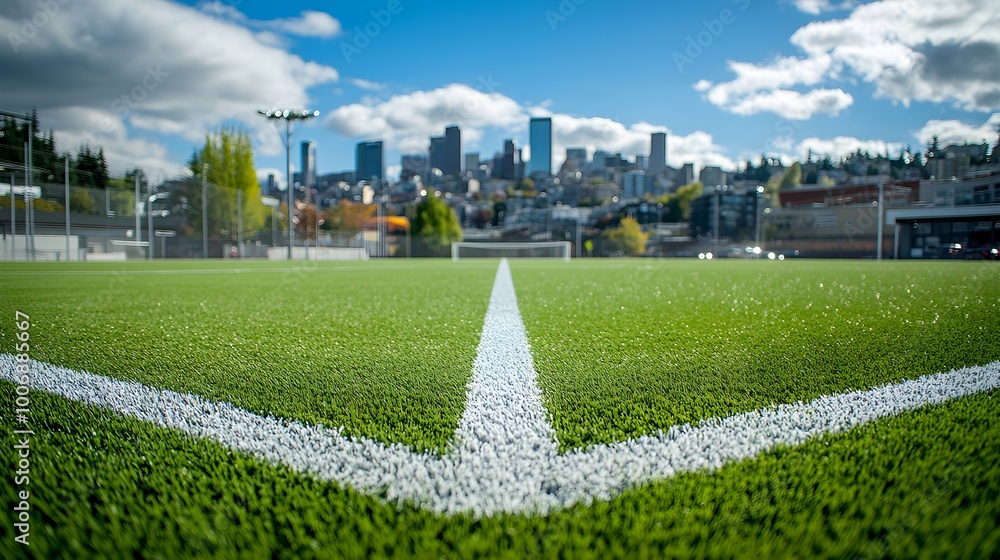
[2, 381, 997, 559]
[511, 259, 1000, 450]
[0, 259, 496, 452]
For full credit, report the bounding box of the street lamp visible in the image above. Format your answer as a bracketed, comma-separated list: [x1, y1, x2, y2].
[755, 185, 765, 256]
[257, 107, 320, 260]
[146, 193, 168, 260]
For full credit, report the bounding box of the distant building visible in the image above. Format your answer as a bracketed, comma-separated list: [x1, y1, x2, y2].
[635, 155, 648, 170]
[355, 140, 384, 184]
[430, 125, 461, 176]
[400, 154, 428, 182]
[565, 148, 587, 171]
[465, 152, 479, 174]
[300, 141, 317, 189]
[699, 166, 727, 187]
[649, 132, 667, 175]
[622, 170, 646, 199]
[527, 117, 552, 176]
[496, 139, 519, 180]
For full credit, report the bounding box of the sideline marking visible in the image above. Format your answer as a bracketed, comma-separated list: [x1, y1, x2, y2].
[2, 259, 999, 516]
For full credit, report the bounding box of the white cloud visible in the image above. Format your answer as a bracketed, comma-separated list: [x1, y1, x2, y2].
[700, 0, 1000, 118]
[269, 10, 342, 38]
[791, 0, 859, 14]
[795, 136, 905, 160]
[914, 113, 1000, 147]
[728, 88, 854, 120]
[325, 84, 525, 153]
[348, 78, 387, 91]
[198, 2, 341, 38]
[0, 0, 338, 176]
[697, 56, 844, 119]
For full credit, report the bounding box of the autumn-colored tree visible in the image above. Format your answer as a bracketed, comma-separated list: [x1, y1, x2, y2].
[604, 216, 649, 256]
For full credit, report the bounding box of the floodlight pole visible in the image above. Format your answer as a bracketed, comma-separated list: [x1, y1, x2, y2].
[755, 185, 764, 256]
[65, 156, 70, 260]
[876, 176, 884, 261]
[257, 108, 320, 260]
[202, 163, 208, 258]
[134, 168, 142, 247]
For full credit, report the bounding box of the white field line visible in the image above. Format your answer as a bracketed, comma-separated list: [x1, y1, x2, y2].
[2, 259, 999, 517]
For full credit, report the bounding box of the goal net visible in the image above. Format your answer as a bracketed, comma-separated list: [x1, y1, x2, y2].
[451, 241, 572, 261]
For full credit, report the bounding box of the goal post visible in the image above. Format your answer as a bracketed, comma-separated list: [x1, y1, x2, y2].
[451, 241, 572, 262]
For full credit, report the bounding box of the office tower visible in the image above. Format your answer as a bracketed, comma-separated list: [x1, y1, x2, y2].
[355, 140, 384, 183]
[400, 155, 428, 181]
[565, 148, 587, 171]
[498, 139, 519, 180]
[300, 141, 317, 189]
[429, 125, 461, 176]
[465, 153, 480, 174]
[622, 170, 646, 199]
[699, 165, 727, 187]
[649, 132, 667, 175]
[527, 117, 552, 176]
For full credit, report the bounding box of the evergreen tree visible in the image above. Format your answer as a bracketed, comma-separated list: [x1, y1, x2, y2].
[412, 193, 462, 250]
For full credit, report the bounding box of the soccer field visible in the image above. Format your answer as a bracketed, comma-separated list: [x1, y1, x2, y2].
[2, 258, 999, 558]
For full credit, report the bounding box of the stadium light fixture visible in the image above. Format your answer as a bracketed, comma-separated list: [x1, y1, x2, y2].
[257, 108, 320, 260]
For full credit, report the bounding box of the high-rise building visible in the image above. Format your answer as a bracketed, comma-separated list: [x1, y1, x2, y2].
[496, 139, 519, 180]
[565, 148, 587, 171]
[699, 165, 727, 187]
[465, 153, 479, 174]
[400, 154, 428, 181]
[300, 141, 317, 190]
[429, 125, 461, 176]
[355, 140, 384, 184]
[527, 117, 552, 176]
[622, 170, 646, 199]
[649, 132, 667, 175]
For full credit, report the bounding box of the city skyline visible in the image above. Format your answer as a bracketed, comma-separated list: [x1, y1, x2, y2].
[0, 0, 997, 188]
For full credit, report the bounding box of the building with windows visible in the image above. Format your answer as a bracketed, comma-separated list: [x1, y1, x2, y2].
[649, 132, 667, 175]
[430, 125, 461, 176]
[300, 141, 317, 190]
[355, 140, 384, 184]
[527, 117, 552, 177]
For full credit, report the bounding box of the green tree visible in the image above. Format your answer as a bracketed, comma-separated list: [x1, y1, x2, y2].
[655, 181, 703, 221]
[69, 188, 98, 214]
[412, 193, 462, 250]
[187, 127, 265, 240]
[779, 162, 802, 190]
[604, 216, 649, 256]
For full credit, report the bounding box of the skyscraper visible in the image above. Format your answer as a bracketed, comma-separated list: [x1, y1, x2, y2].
[429, 125, 461, 176]
[527, 117, 552, 177]
[355, 140, 384, 184]
[300, 141, 317, 189]
[649, 132, 667, 175]
[565, 148, 587, 171]
[497, 139, 519, 180]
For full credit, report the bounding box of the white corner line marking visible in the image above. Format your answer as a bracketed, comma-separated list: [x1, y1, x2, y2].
[2, 258, 999, 516]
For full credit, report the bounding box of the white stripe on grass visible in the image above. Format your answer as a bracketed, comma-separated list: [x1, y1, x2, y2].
[2, 258, 999, 516]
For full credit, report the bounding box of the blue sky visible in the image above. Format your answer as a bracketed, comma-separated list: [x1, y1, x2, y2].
[1, 0, 997, 185]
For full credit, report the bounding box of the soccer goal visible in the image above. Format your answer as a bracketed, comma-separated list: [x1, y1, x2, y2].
[451, 241, 572, 262]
